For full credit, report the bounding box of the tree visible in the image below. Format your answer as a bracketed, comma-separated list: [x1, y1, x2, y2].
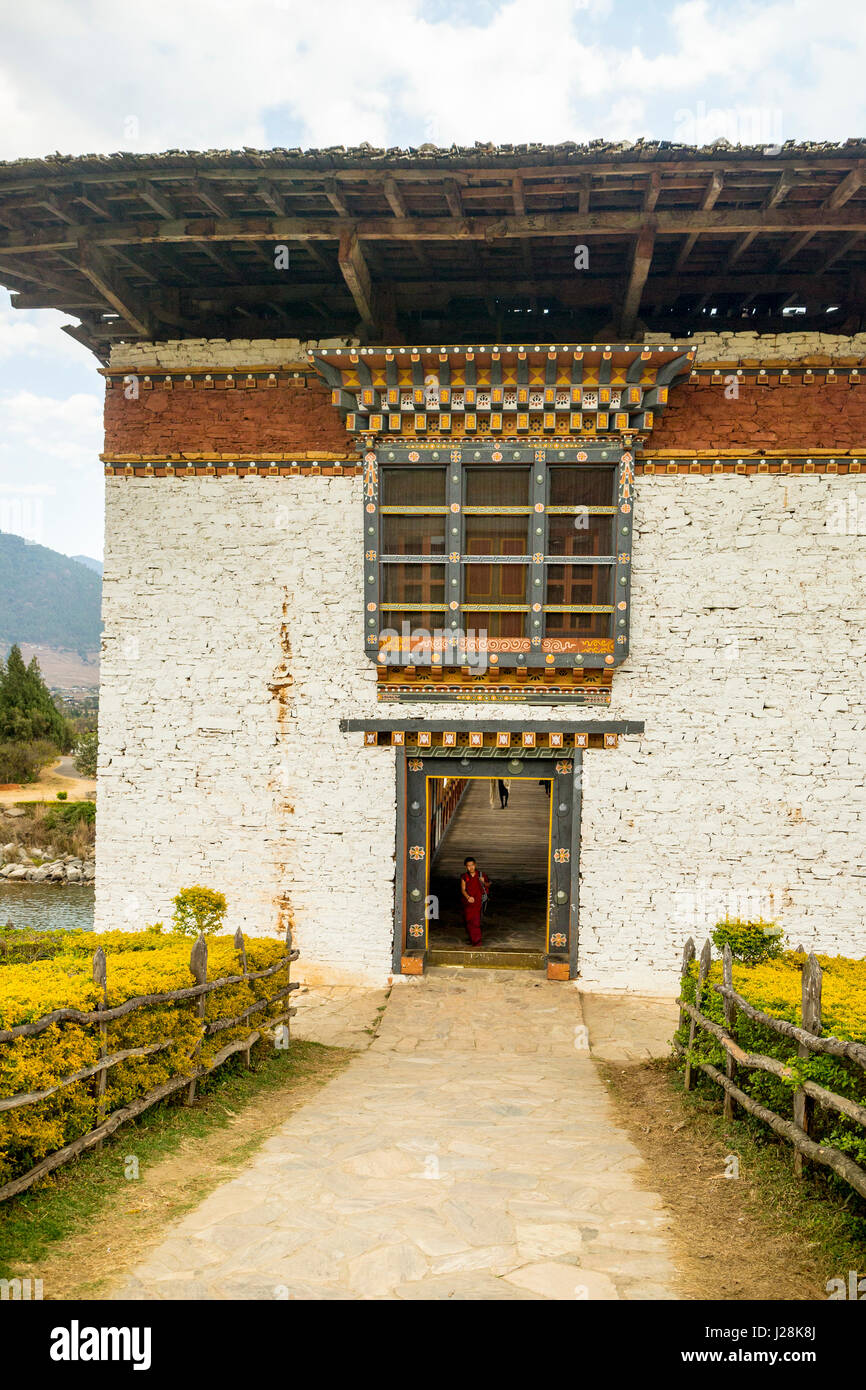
[0, 645, 73, 750]
[170, 886, 228, 938]
[73, 727, 98, 778]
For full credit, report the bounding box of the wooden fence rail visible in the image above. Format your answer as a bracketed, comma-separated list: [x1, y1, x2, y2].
[0, 926, 299, 1204]
[675, 936, 866, 1202]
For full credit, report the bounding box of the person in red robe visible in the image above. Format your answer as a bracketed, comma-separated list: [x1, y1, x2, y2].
[460, 856, 490, 947]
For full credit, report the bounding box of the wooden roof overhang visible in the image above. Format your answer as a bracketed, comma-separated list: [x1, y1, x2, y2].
[2, 141, 866, 360]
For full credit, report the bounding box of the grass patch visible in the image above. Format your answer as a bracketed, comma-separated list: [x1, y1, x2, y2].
[0, 1037, 350, 1290]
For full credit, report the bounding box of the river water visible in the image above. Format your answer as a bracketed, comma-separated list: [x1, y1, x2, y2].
[0, 883, 95, 933]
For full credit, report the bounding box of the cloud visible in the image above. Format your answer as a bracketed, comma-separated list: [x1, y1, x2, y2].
[0, 0, 864, 161]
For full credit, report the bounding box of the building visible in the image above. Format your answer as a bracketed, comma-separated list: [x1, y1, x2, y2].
[1, 141, 864, 990]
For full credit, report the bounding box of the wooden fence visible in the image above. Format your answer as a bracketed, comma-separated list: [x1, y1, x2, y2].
[676, 937, 866, 1201]
[0, 927, 299, 1203]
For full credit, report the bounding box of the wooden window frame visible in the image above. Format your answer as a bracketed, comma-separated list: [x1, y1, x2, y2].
[365, 442, 633, 672]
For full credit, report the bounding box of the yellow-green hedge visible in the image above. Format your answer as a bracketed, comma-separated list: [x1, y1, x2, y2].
[0, 933, 291, 1188]
[677, 949, 866, 1172]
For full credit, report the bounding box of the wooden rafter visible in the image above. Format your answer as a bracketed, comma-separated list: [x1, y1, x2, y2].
[777, 162, 864, 268]
[136, 178, 178, 220]
[618, 221, 656, 337]
[78, 242, 154, 336]
[337, 227, 377, 330]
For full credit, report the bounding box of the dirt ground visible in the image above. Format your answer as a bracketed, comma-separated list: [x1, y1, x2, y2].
[601, 1059, 833, 1301]
[0, 758, 96, 807]
[14, 1049, 351, 1301]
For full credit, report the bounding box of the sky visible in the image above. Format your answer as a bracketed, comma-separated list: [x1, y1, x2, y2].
[1, 0, 865, 560]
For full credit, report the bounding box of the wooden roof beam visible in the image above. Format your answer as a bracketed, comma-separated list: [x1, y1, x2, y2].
[74, 186, 112, 219]
[383, 176, 408, 219]
[824, 161, 866, 211]
[338, 227, 378, 330]
[38, 193, 78, 225]
[618, 220, 655, 337]
[136, 178, 179, 220]
[776, 164, 864, 269]
[255, 179, 287, 216]
[444, 179, 464, 218]
[323, 177, 350, 217]
[820, 231, 862, 272]
[193, 179, 232, 219]
[674, 172, 724, 272]
[8, 207, 866, 257]
[643, 171, 661, 214]
[78, 242, 155, 336]
[725, 230, 759, 268]
[383, 176, 425, 268]
[764, 169, 795, 209]
[200, 243, 242, 281]
[511, 175, 526, 216]
[776, 229, 817, 268]
[579, 175, 591, 216]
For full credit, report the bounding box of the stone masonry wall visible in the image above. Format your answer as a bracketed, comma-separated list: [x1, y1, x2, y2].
[96, 332, 866, 991]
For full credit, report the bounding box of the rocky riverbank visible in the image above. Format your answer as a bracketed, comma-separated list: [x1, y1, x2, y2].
[0, 843, 95, 885]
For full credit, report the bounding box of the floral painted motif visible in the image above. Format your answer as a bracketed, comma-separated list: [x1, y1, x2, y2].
[550, 933, 567, 948]
[555, 761, 573, 774]
[409, 845, 425, 860]
[408, 759, 423, 771]
[365, 550, 377, 560]
[554, 848, 571, 863]
[409, 924, 424, 937]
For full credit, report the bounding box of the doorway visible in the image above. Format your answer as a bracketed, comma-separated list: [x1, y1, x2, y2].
[427, 777, 551, 966]
[396, 751, 581, 977]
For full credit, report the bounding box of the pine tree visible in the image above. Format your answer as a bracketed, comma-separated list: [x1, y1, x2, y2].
[0, 645, 73, 749]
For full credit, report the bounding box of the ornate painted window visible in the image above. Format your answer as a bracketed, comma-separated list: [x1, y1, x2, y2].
[368, 443, 631, 672]
[310, 343, 693, 704]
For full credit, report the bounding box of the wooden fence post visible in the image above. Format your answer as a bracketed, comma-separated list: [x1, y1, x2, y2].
[679, 937, 695, 1035]
[722, 943, 738, 1122]
[793, 952, 822, 1177]
[92, 946, 108, 1152]
[234, 927, 253, 1070]
[186, 934, 208, 1104]
[684, 938, 712, 1092]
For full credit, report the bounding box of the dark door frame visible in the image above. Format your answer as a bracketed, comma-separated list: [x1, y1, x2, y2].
[394, 749, 582, 977]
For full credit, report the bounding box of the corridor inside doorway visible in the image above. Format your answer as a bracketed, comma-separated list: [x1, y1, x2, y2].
[427, 777, 551, 968]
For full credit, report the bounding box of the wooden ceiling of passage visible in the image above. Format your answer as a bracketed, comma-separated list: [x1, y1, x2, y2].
[2, 141, 866, 361]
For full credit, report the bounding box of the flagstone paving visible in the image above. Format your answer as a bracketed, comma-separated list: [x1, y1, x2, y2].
[115, 969, 679, 1301]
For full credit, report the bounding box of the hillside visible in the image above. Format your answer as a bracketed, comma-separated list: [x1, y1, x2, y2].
[0, 532, 102, 655]
[70, 554, 104, 576]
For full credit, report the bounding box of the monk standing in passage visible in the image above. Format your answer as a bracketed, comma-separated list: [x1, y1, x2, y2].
[460, 856, 490, 947]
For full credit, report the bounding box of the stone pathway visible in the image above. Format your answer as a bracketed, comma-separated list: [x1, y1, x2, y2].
[579, 991, 679, 1064]
[115, 969, 678, 1300]
[291, 982, 390, 1049]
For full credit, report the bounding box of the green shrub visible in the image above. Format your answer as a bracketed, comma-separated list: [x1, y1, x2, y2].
[171, 886, 228, 938]
[711, 916, 785, 964]
[42, 800, 96, 831]
[56, 791, 67, 801]
[0, 740, 57, 784]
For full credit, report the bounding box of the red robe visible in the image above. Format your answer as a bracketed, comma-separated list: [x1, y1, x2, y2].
[461, 870, 489, 946]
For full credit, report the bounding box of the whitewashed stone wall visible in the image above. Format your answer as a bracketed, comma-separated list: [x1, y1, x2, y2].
[97, 334, 866, 991]
[97, 468, 866, 992]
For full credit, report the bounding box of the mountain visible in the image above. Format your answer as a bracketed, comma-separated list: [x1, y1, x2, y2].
[70, 554, 103, 576]
[0, 532, 102, 659]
